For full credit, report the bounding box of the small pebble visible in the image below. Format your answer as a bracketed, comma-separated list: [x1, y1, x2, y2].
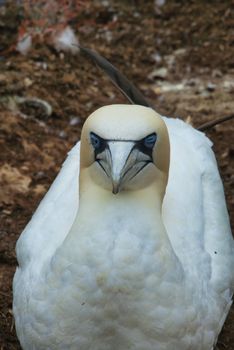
[206, 82, 216, 92]
[58, 130, 67, 139]
[69, 117, 81, 126]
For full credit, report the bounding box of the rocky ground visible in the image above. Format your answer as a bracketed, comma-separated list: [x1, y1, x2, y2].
[0, 1, 233, 349]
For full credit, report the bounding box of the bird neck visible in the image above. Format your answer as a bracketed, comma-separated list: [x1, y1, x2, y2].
[53, 175, 184, 286]
[58, 180, 184, 285]
[78, 168, 167, 216]
[71, 176, 179, 258]
[78, 178, 163, 220]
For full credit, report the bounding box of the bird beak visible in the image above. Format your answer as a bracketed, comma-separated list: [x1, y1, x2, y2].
[109, 142, 134, 194]
[96, 141, 152, 194]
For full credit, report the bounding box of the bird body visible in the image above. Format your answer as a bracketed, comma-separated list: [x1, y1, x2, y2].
[13, 105, 234, 350]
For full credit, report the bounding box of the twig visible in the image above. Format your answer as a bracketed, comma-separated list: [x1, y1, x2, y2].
[197, 114, 234, 131]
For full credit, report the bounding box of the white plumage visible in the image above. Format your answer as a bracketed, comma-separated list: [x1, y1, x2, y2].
[13, 105, 234, 350]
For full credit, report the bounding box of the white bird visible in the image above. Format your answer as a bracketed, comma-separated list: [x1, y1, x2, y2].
[13, 104, 234, 350]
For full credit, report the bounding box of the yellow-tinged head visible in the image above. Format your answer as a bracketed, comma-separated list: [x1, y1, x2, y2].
[80, 104, 170, 198]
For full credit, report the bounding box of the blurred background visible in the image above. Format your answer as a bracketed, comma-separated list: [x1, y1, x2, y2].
[0, 0, 233, 348]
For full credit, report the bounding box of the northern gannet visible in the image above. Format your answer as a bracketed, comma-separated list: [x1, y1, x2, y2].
[13, 104, 234, 350]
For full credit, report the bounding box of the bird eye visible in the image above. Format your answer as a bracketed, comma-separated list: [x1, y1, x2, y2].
[143, 133, 157, 148]
[90, 132, 102, 149]
[90, 132, 107, 154]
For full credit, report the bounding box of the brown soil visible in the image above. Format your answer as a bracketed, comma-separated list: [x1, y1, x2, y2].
[0, 1, 233, 349]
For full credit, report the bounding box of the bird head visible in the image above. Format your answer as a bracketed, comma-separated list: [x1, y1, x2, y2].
[80, 105, 170, 198]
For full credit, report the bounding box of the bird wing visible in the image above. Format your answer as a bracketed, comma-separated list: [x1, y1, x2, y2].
[16, 142, 81, 270]
[162, 117, 234, 297]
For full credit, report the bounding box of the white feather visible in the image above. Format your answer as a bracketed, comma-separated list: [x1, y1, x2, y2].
[16, 34, 32, 56]
[53, 26, 79, 54]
